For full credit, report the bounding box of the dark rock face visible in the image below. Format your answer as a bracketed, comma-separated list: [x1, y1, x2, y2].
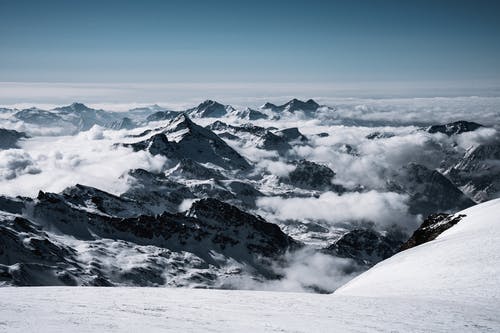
[0, 128, 29, 149]
[388, 163, 475, 217]
[169, 158, 227, 180]
[427, 120, 484, 136]
[365, 131, 395, 140]
[324, 229, 403, 267]
[276, 127, 308, 142]
[28, 193, 299, 277]
[262, 99, 320, 113]
[108, 117, 136, 130]
[187, 199, 299, 257]
[446, 143, 500, 202]
[0, 196, 26, 215]
[234, 108, 268, 120]
[282, 160, 340, 191]
[126, 114, 250, 170]
[258, 131, 292, 153]
[399, 213, 466, 251]
[0, 214, 91, 286]
[122, 169, 196, 214]
[146, 110, 181, 122]
[187, 100, 230, 118]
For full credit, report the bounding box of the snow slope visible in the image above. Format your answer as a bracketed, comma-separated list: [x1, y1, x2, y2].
[336, 198, 500, 301]
[0, 287, 498, 332]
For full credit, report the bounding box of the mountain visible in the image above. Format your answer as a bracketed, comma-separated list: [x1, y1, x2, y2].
[427, 120, 484, 136]
[126, 114, 250, 170]
[280, 159, 342, 191]
[146, 110, 181, 122]
[13, 103, 121, 133]
[323, 228, 404, 267]
[53, 102, 119, 131]
[186, 100, 235, 118]
[445, 143, 500, 202]
[261, 98, 320, 113]
[14, 107, 64, 125]
[231, 108, 268, 120]
[399, 213, 465, 251]
[121, 168, 198, 214]
[275, 127, 308, 142]
[335, 198, 500, 300]
[387, 162, 475, 217]
[365, 131, 395, 140]
[108, 117, 136, 130]
[0, 189, 299, 286]
[0, 128, 29, 149]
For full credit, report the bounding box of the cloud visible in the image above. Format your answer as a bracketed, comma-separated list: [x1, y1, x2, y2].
[220, 248, 360, 293]
[0, 128, 167, 197]
[0, 150, 41, 180]
[256, 191, 413, 229]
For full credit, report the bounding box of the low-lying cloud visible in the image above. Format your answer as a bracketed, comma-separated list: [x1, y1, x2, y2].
[256, 191, 413, 229]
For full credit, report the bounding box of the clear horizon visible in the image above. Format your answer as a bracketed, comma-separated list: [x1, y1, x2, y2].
[1, 0, 500, 85]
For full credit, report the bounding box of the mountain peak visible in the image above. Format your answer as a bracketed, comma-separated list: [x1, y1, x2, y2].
[427, 120, 484, 136]
[55, 102, 93, 112]
[187, 100, 230, 118]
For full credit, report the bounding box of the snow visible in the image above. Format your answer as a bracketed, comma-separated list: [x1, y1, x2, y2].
[336, 198, 500, 301]
[2, 199, 500, 332]
[1, 287, 499, 332]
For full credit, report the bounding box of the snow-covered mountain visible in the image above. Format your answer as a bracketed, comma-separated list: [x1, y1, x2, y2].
[186, 100, 235, 118]
[336, 198, 500, 299]
[261, 98, 321, 114]
[3, 198, 500, 332]
[426, 120, 484, 136]
[1, 99, 499, 294]
[125, 114, 251, 170]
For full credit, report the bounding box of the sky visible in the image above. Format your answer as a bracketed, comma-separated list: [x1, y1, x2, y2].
[1, 0, 500, 98]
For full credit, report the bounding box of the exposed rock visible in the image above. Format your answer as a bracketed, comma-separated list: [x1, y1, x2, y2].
[399, 213, 466, 251]
[126, 114, 250, 170]
[146, 110, 181, 122]
[262, 99, 320, 113]
[324, 229, 403, 267]
[108, 117, 136, 130]
[187, 100, 234, 118]
[0, 128, 29, 149]
[281, 160, 341, 191]
[427, 120, 484, 136]
[388, 162, 475, 217]
[366, 131, 395, 140]
[445, 143, 500, 202]
[232, 108, 268, 120]
[275, 127, 308, 142]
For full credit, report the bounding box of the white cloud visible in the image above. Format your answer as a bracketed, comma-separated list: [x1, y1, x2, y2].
[0, 128, 167, 197]
[256, 191, 413, 229]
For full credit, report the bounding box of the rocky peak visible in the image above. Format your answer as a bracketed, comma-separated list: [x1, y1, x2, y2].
[275, 127, 308, 142]
[187, 198, 300, 254]
[0, 128, 29, 149]
[324, 228, 404, 267]
[399, 213, 466, 251]
[427, 120, 484, 136]
[388, 162, 474, 217]
[55, 102, 93, 113]
[187, 100, 230, 118]
[282, 159, 339, 191]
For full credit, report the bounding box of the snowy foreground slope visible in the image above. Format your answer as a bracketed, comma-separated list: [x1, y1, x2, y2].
[1, 199, 500, 332]
[0, 287, 498, 332]
[336, 198, 500, 300]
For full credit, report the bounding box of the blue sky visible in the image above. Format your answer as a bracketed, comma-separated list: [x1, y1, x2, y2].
[1, 0, 500, 85]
